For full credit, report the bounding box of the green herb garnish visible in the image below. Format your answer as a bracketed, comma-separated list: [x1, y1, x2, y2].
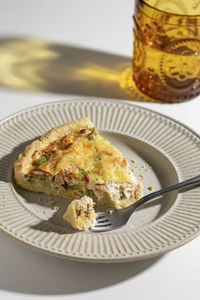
[37, 155, 47, 165]
[77, 169, 86, 179]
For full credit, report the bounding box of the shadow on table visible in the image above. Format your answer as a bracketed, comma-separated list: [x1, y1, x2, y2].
[0, 232, 163, 295]
[0, 36, 165, 103]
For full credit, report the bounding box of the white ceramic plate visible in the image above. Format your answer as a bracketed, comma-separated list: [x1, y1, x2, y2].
[0, 98, 199, 262]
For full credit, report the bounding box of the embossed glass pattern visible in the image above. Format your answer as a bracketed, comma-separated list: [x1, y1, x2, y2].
[133, 0, 200, 102]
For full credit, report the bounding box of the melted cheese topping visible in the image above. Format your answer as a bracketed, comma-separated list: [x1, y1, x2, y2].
[31, 130, 132, 184]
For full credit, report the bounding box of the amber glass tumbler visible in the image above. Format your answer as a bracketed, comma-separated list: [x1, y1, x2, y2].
[133, 0, 200, 102]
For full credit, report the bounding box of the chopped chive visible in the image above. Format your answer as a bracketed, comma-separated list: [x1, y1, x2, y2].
[77, 169, 86, 179]
[37, 155, 47, 165]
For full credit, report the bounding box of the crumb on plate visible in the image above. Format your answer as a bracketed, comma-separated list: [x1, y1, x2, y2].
[148, 185, 155, 191]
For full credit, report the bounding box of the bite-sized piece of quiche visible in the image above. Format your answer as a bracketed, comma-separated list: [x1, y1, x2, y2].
[63, 196, 96, 230]
[14, 118, 143, 209]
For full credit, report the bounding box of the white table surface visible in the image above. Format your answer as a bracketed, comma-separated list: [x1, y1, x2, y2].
[0, 1, 199, 299]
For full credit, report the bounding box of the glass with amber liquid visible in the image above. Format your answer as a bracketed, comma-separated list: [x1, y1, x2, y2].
[133, 0, 200, 102]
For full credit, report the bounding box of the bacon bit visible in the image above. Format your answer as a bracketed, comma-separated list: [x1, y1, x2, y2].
[63, 142, 73, 150]
[82, 174, 89, 183]
[60, 135, 69, 143]
[80, 128, 91, 135]
[59, 138, 74, 150]
[32, 150, 40, 160]
[60, 134, 75, 144]
[80, 128, 86, 134]
[29, 168, 52, 176]
[43, 141, 58, 153]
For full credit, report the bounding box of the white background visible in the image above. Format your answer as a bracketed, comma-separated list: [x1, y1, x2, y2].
[0, 1, 199, 299]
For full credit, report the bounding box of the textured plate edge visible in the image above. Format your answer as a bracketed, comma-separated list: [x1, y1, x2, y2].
[0, 225, 200, 263]
[0, 97, 199, 141]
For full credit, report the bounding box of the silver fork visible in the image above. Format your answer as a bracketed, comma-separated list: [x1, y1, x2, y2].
[90, 175, 200, 232]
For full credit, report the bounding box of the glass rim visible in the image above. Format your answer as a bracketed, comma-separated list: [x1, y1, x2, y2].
[139, 0, 200, 18]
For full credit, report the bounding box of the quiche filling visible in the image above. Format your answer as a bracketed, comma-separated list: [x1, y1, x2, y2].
[21, 126, 142, 209]
[63, 196, 96, 231]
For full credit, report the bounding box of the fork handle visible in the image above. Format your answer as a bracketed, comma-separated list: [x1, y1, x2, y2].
[134, 175, 200, 210]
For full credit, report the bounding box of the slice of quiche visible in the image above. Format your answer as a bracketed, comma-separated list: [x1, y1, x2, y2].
[14, 118, 143, 209]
